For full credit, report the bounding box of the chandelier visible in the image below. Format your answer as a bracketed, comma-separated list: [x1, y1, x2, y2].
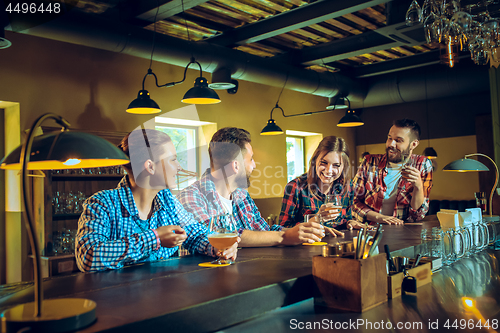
[406, 0, 500, 66]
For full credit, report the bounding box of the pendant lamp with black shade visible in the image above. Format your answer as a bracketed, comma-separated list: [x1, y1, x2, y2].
[337, 97, 364, 127]
[126, 1, 220, 114]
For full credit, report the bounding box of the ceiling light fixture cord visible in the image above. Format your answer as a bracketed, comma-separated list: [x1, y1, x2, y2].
[181, 0, 194, 59]
[276, 71, 289, 106]
[268, 71, 344, 120]
[141, 58, 202, 90]
[270, 99, 344, 119]
[425, 72, 430, 147]
[148, 0, 160, 70]
[322, 58, 340, 112]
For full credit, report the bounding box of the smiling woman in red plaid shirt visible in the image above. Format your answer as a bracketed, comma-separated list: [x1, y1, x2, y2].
[279, 136, 364, 236]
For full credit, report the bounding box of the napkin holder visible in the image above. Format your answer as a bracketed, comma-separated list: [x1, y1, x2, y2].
[466, 208, 482, 223]
[312, 254, 387, 312]
[437, 211, 460, 229]
[387, 261, 432, 298]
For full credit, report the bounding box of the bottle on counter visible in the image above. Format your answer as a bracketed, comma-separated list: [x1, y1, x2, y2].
[475, 192, 487, 213]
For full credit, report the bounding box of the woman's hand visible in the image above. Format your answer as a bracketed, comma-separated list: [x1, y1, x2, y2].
[282, 222, 325, 245]
[324, 226, 344, 237]
[318, 204, 341, 222]
[346, 220, 375, 230]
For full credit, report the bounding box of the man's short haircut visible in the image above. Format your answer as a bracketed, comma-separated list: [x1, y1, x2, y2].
[118, 129, 172, 177]
[209, 127, 251, 170]
[393, 118, 421, 141]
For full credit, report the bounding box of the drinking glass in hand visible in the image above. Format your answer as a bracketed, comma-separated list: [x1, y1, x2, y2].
[208, 214, 238, 265]
[322, 194, 341, 226]
[401, 153, 413, 180]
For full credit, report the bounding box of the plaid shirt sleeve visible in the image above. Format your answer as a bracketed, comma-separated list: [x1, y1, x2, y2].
[278, 179, 301, 227]
[334, 181, 354, 227]
[351, 157, 373, 222]
[173, 197, 215, 256]
[177, 186, 212, 227]
[239, 191, 282, 232]
[76, 194, 158, 272]
[408, 157, 433, 221]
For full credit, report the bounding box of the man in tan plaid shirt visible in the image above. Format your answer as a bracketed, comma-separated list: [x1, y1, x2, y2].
[352, 119, 433, 224]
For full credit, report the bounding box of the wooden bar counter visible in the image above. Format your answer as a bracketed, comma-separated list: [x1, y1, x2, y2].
[0, 217, 499, 332]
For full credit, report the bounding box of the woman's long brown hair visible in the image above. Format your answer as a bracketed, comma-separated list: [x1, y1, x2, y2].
[306, 136, 350, 197]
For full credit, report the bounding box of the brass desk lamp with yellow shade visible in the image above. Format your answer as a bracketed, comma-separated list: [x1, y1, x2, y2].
[0, 113, 129, 332]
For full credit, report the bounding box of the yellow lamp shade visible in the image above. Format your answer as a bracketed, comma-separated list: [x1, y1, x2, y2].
[0, 131, 129, 170]
[126, 90, 161, 114]
[181, 77, 221, 104]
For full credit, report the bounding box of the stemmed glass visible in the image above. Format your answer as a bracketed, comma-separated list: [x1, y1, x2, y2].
[441, 0, 459, 18]
[424, 12, 439, 43]
[406, 0, 422, 26]
[207, 214, 238, 265]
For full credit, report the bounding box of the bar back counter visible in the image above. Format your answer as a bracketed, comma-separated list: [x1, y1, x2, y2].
[1, 217, 499, 332]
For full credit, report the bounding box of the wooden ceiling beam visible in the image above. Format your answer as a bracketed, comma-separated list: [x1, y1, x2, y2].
[130, 0, 212, 22]
[203, 0, 391, 47]
[275, 19, 427, 67]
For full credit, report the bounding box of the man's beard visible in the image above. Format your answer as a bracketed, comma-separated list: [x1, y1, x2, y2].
[386, 145, 411, 163]
[235, 169, 251, 189]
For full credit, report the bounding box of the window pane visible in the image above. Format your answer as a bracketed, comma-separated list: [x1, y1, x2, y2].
[286, 136, 305, 182]
[156, 125, 198, 189]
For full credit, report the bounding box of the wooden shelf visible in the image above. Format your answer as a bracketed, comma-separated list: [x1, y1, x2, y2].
[52, 213, 81, 221]
[51, 174, 124, 181]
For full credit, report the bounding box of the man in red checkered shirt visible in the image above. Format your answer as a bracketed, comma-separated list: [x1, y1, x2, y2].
[352, 119, 433, 224]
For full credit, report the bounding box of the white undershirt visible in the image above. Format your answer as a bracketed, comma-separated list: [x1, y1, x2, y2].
[218, 193, 233, 215]
[381, 162, 403, 216]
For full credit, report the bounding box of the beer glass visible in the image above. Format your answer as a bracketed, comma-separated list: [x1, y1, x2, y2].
[304, 214, 326, 245]
[322, 194, 341, 226]
[401, 153, 414, 180]
[459, 225, 473, 258]
[486, 220, 499, 246]
[208, 214, 238, 265]
[477, 220, 490, 251]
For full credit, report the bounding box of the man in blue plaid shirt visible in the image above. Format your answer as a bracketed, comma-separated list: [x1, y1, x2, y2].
[177, 127, 325, 246]
[76, 129, 239, 272]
